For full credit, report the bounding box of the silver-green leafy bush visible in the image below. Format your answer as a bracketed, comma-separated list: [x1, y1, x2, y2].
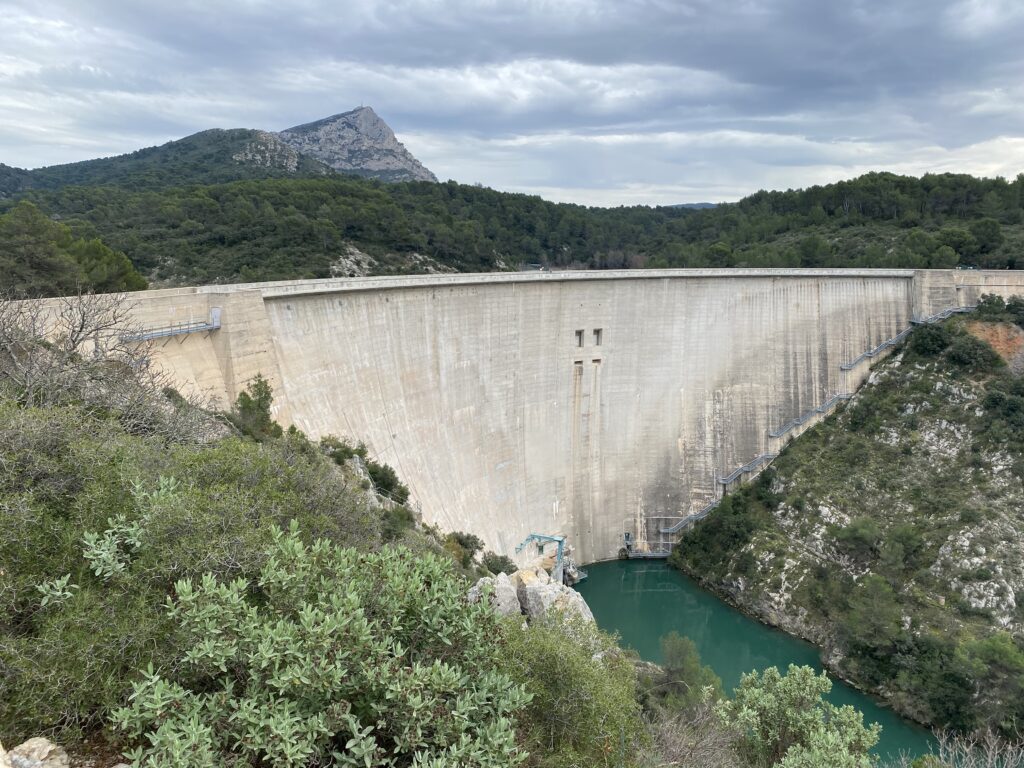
[717, 665, 880, 768]
[112, 522, 530, 767]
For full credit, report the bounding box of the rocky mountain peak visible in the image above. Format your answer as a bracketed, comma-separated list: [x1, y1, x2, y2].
[276, 107, 437, 183]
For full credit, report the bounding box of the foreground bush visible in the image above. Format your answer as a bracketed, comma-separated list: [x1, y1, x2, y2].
[114, 523, 530, 767]
[500, 615, 647, 768]
[720, 665, 879, 768]
[0, 400, 380, 745]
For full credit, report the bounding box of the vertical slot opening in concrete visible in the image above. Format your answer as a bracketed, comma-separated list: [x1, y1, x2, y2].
[575, 329, 584, 347]
[593, 328, 602, 345]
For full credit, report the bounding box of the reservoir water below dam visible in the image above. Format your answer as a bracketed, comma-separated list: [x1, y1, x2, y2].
[575, 559, 935, 761]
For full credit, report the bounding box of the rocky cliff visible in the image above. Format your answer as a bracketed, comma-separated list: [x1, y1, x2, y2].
[277, 107, 437, 183]
[670, 310, 1024, 734]
[230, 129, 323, 173]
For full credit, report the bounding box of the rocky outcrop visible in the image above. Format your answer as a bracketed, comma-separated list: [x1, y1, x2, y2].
[467, 572, 522, 617]
[469, 566, 594, 624]
[277, 107, 437, 183]
[3, 738, 68, 768]
[232, 130, 322, 173]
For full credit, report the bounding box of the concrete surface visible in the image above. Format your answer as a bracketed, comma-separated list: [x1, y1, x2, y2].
[42, 269, 1024, 563]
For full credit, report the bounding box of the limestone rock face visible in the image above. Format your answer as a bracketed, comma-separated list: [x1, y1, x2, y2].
[277, 107, 437, 183]
[6, 738, 69, 768]
[0, 740, 9, 768]
[232, 130, 317, 172]
[345, 456, 382, 509]
[510, 566, 550, 607]
[521, 580, 595, 623]
[471, 567, 594, 624]
[467, 572, 521, 616]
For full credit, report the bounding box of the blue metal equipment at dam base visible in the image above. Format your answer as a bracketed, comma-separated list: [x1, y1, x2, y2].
[516, 533, 587, 584]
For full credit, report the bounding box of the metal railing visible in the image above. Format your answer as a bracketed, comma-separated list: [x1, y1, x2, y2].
[840, 327, 912, 370]
[910, 305, 976, 325]
[719, 452, 777, 486]
[658, 498, 720, 535]
[841, 304, 976, 370]
[628, 548, 672, 559]
[122, 308, 222, 342]
[769, 392, 853, 439]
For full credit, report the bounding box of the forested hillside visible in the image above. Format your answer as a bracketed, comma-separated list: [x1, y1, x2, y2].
[2, 170, 1021, 290]
[0, 129, 331, 198]
[0, 202, 146, 296]
[671, 297, 1024, 737]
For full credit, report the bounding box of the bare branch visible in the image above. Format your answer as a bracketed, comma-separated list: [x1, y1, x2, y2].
[0, 290, 222, 443]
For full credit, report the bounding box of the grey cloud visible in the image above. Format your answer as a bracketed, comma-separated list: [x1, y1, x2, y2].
[2, 0, 1022, 204]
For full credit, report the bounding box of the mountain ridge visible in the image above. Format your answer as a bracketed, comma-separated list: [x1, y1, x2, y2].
[0, 107, 435, 196]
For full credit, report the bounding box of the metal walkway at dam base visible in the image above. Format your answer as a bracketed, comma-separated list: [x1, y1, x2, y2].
[623, 303, 976, 560]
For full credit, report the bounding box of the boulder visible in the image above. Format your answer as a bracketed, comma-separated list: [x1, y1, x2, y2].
[7, 738, 69, 768]
[467, 575, 492, 604]
[490, 572, 522, 616]
[467, 572, 522, 617]
[521, 580, 594, 624]
[1, 740, 9, 768]
[511, 567, 552, 608]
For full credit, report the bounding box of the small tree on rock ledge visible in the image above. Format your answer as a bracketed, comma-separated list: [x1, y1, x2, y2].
[230, 373, 283, 440]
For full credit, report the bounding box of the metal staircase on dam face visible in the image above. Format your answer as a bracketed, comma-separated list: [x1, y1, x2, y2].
[624, 303, 976, 559]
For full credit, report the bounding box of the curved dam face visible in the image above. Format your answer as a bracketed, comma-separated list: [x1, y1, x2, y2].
[90, 269, 1024, 564]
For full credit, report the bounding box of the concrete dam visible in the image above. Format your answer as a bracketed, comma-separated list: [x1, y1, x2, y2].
[103, 268, 1024, 564]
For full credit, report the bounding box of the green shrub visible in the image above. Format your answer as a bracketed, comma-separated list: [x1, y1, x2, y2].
[500, 615, 647, 767]
[909, 324, 953, 357]
[974, 293, 1008, 320]
[228, 373, 284, 440]
[113, 523, 530, 767]
[652, 632, 723, 712]
[321, 436, 411, 504]
[832, 517, 881, 563]
[0, 399, 381, 745]
[482, 551, 517, 575]
[365, 459, 410, 504]
[718, 665, 880, 768]
[321, 435, 368, 463]
[670, 492, 771, 579]
[1007, 295, 1024, 326]
[946, 335, 1004, 373]
[444, 531, 485, 568]
[381, 504, 416, 541]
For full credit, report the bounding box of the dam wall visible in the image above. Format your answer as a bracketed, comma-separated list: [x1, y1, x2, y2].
[62, 269, 1024, 564]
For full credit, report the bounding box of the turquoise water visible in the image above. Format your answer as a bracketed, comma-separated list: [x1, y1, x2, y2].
[575, 559, 935, 761]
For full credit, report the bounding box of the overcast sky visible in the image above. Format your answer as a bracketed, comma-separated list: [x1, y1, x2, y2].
[2, 1, 1023, 206]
